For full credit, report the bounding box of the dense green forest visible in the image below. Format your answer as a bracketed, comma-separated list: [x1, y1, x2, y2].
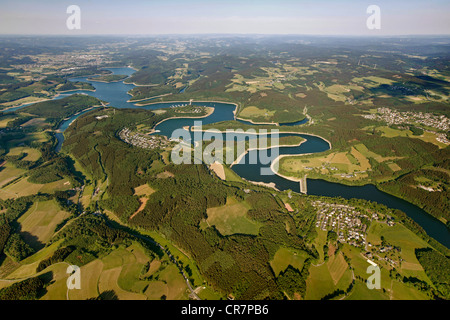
[416, 248, 450, 299]
[21, 94, 104, 125]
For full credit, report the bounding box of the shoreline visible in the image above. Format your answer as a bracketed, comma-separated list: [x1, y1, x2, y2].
[235, 116, 279, 126]
[123, 81, 158, 87]
[190, 126, 331, 148]
[56, 88, 97, 93]
[148, 107, 215, 134]
[134, 99, 239, 109]
[87, 78, 129, 83]
[1, 98, 52, 111]
[2, 89, 99, 112]
[241, 178, 279, 191]
[235, 115, 308, 126]
[57, 105, 103, 132]
[230, 139, 307, 167]
[130, 93, 173, 103]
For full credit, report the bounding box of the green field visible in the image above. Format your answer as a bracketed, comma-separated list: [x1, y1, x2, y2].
[390, 280, 430, 300]
[305, 263, 337, 300]
[0, 163, 25, 188]
[327, 253, 349, 285]
[7, 146, 41, 161]
[238, 106, 276, 122]
[206, 197, 261, 236]
[18, 200, 70, 249]
[88, 74, 128, 83]
[313, 229, 328, 263]
[0, 177, 71, 200]
[367, 222, 429, 270]
[270, 247, 309, 276]
[346, 282, 389, 300]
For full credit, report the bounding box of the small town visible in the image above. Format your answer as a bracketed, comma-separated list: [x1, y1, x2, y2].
[312, 200, 402, 267]
[362, 107, 450, 143]
[312, 200, 371, 248]
[173, 105, 206, 114]
[119, 127, 171, 150]
[13, 53, 108, 74]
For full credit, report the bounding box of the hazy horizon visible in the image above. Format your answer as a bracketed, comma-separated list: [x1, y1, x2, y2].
[1, 0, 450, 36]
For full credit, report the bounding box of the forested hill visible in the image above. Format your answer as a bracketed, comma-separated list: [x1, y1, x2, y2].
[21, 94, 104, 125]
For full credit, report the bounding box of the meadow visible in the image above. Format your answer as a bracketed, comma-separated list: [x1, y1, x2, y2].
[206, 197, 261, 236]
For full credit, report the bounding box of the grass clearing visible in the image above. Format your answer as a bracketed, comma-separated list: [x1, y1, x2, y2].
[206, 197, 261, 236]
[98, 266, 147, 300]
[327, 252, 349, 285]
[18, 200, 70, 249]
[391, 281, 430, 300]
[313, 229, 328, 263]
[40, 263, 70, 300]
[352, 76, 395, 88]
[413, 131, 449, 149]
[305, 263, 335, 300]
[145, 281, 168, 300]
[238, 106, 275, 121]
[68, 259, 103, 300]
[158, 264, 188, 300]
[7, 146, 41, 161]
[270, 247, 308, 276]
[0, 116, 16, 128]
[387, 162, 402, 171]
[223, 165, 243, 182]
[197, 286, 223, 300]
[350, 147, 371, 170]
[0, 162, 25, 188]
[354, 143, 400, 163]
[134, 184, 155, 196]
[156, 171, 175, 179]
[280, 148, 371, 181]
[346, 281, 389, 300]
[378, 126, 412, 138]
[0, 177, 70, 200]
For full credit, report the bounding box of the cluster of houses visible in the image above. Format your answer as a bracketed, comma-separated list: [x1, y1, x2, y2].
[119, 127, 170, 150]
[362, 107, 450, 144]
[0, 126, 22, 135]
[173, 106, 205, 114]
[15, 53, 107, 73]
[312, 201, 370, 248]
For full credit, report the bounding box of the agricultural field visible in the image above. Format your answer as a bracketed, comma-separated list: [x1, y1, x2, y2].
[41, 242, 188, 300]
[0, 177, 71, 200]
[238, 106, 276, 123]
[87, 74, 128, 83]
[366, 222, 431, 272]
[7, 146, 41, 161]
[17, 200, 70, 249]
[304, 252, 353, 300]
[279, 148, 371, 181]
[0, 115, 16, 127]
[0, 163, 25, 188]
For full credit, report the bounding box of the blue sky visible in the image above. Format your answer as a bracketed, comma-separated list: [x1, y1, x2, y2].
[0, 0, 449, 35]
